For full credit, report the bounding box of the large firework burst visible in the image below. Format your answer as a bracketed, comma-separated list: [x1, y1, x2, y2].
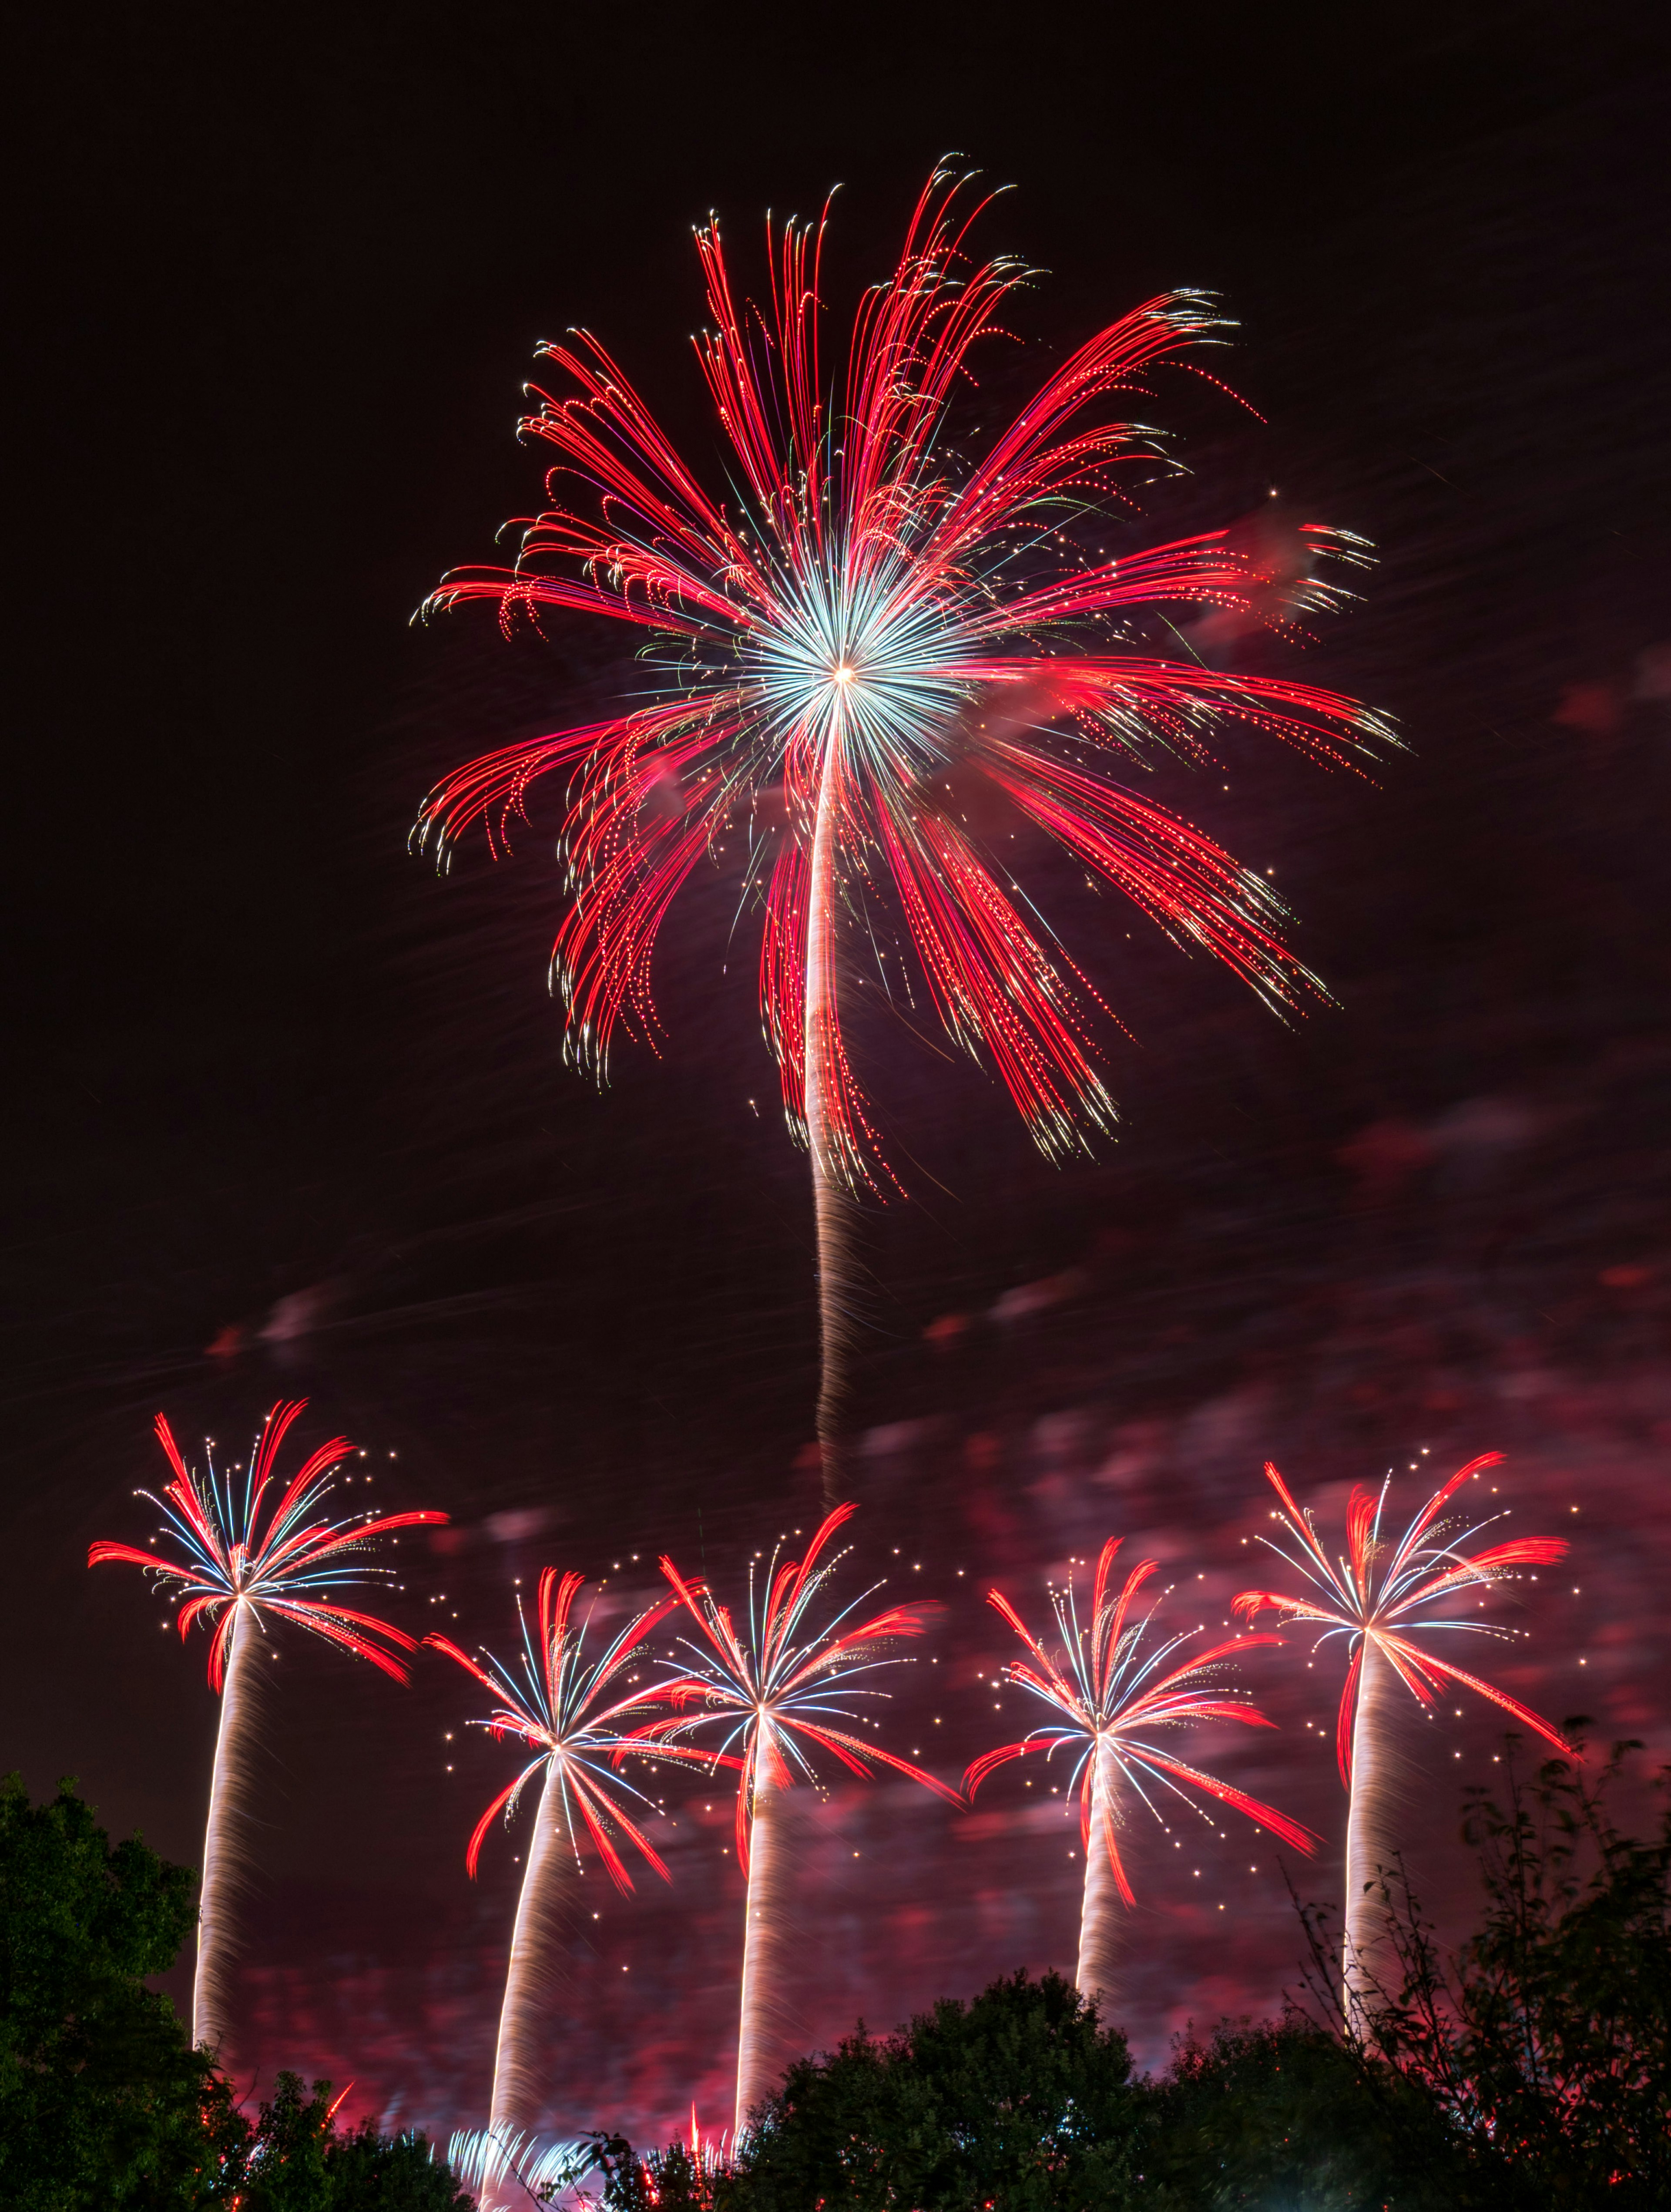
[89, 1402, 444, 2047]
[1233, 1453, 1574, 2017]
[968, 1537, 1316, 2003]
[639, 1504, 958, 2133]
[417, 165, 1391, 1488]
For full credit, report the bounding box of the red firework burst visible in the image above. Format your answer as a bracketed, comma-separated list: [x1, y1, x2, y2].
[417, 165, 1391, 1192]
[1233, 1454, 1576, 1785]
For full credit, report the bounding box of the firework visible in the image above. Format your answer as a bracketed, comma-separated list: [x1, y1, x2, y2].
[88, 1402, 443, 2049]
[967, 1537, 1317, 2004]
[1233, 1454, 1575, 2020]
[455, 2107, 729, 2212]
[638, 1504, 959, 2135]
[426, 1570, 717, 2162]
[417, 166, 1391, 1495]
[447, 2125, 583, 2208]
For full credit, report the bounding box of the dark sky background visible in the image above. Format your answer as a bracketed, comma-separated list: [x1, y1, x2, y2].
[10, 0, 1671, 2162]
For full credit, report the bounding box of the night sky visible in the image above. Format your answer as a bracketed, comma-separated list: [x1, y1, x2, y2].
[10, 0, 1671, 2156]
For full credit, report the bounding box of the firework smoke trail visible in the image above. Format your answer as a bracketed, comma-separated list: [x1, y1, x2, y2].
[1233, 1454, 1575, 2024]
[967, 1537, 1317, 2006]
[89, 1403, 443, 2048]
[416, 167, 1393, 1502]
[639, 1505, 960, 2135]
[426, 1571, 718, 2172]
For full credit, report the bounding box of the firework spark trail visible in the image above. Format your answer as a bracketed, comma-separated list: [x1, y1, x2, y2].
[805, 744, 862, 1496]
[638, 1504, 960, 2135]
[967, 1537, 1317, 2006]
[88, 1403, 444, 2049]
[448, 2125, 583, 2209]
[426, 1570, 720, 2167]
[1232, 1453, 1575, 2023]
[191, 1602, 259, 2055]
[731, 1716, 798, 2128]
[488, 1764, 566, 2152]
[454, 2102, 731, 2212]
[417, 166, 1392, 1501]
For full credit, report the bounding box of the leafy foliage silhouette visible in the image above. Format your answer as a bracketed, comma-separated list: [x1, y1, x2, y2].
[0, 1775, 469, 2210]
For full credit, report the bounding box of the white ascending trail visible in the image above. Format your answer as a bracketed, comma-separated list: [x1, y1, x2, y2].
[489, 1763, 570, 2139]
[426, 1574, 691, 2207]
[803, 737, 858, 1509]
[192, 1601, 259, 2051]
[1342, 1638, 1406, 2029]
[809, 1154, 861, 1510]
[646, 1514, 953, 2138]
[734, 1731, 795, 2137]
[1075, 1737, 1124, 2007]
